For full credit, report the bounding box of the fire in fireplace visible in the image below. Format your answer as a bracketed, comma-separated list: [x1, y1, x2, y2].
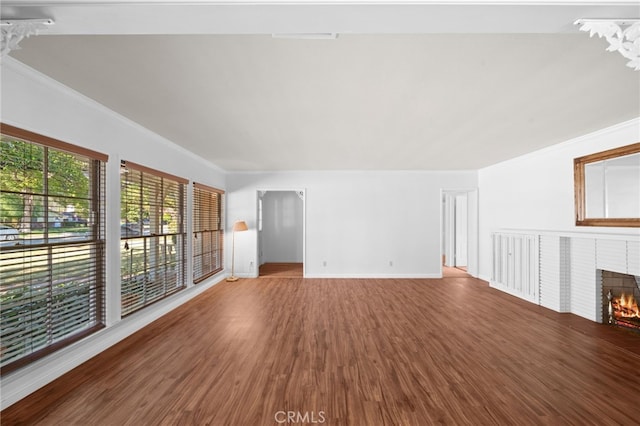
[607, 290, 640, 330]
[602, 270, 640, 332]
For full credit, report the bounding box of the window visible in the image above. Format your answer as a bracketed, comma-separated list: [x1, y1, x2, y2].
[0, 124, 107, 374]
[193, 183, 224, 283]
[120, 161, 187, 316]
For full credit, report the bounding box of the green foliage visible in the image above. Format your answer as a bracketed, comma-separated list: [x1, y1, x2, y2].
[0, 138, 44, 194]
[0, 138, 90, 226]
[120, 180, 150, 224]
[1, 277, 92, 365]
[0, 193, 22, 224]
[120, 171, 182, 234]
[47, 150, 89, 200]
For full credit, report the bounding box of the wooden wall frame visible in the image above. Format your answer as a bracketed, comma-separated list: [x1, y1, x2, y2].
[574, 142, 640, 227]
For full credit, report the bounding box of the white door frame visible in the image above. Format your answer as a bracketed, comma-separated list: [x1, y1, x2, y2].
[440, 188, 479, 278]
[256, 188, 306, 278]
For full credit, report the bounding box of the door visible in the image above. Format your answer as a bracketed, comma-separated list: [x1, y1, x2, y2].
[257, 190, 306, 276]
[442, 189, 478, 277]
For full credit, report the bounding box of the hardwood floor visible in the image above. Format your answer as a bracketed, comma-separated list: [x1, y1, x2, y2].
[259, 263, 304, 278]
[3, 276, 640, 425]
[442, 266, 470, 278]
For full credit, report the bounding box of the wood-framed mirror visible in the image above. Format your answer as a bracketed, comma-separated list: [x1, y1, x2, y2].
[574, 142, 640, 227]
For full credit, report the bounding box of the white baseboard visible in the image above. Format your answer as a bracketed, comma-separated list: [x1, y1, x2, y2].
[489, 281, 538, 305]
[478, 274, 491, 282]
[303, 273, 442, 279]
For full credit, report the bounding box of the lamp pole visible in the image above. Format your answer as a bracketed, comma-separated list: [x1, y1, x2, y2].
[227, 220, 248, 282]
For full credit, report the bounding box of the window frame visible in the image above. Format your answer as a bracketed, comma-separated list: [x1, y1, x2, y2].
[119, 160, 188, 316]
[0, 123, 107, 375]
[193, 182, 224, 284]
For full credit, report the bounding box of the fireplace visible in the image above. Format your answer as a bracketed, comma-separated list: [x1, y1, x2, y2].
[601, 270, 640, 331]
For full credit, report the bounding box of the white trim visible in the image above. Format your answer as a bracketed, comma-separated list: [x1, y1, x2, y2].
[304, 273, 442, 279]
[3, 1, 638, 5]
[255, 188, 307, 277]
[440, 188, 480, 278]
[478, 273, 492, 282]
[493, 228, 640, 239]
[489, 280, 538, 303]
[233, 272, 259, 278]
[228, 169, 478, 175]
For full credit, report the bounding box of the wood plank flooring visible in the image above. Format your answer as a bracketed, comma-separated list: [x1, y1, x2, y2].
[3, 276, 640, 425]
[259, 263, 304, 278]
[442, 266, 470, 278]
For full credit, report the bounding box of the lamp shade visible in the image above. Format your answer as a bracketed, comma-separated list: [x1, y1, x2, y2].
[233, 220, 248, 232]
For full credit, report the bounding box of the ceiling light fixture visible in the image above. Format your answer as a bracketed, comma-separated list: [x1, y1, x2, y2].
[575, 19, 640, 71]
[1, 18, 54, 58]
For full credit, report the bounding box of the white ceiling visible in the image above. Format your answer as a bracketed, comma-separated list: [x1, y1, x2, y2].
[3, 1, 640, 171]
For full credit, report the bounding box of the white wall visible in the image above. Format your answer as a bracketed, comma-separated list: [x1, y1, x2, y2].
[227, 170, 477, 278]
[443, 193, 454, 267]
[467, 189, 479, 276]
[261, 191, 304, 263]
[478, 118, 640, 281]
[455, 193, 468, 266]
[0, 58, 227, 408]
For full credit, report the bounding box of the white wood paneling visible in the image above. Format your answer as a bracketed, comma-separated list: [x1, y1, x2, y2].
[493, 229, 639, 321]
[596, 239, 627, 274]
[539, 235, 571, 312]
[523, 235, 539, 302]
[559, 237, 571, 313]
[627, 241, 640, 276]
[491, 232, 537, 304]
[539, 235, 561, 311]
[570, 238, 598, 321]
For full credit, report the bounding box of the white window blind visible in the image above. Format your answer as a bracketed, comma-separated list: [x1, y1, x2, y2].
[193, 183, 224, 283]
[0, 124, 107, 374]
[120, 160, 187, 316]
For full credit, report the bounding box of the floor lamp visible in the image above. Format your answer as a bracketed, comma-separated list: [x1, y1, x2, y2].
[227, 220, 248, 282]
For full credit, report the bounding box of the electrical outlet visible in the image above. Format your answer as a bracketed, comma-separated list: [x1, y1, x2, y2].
[249, 261, 254, 271]
[323, 261, 327, 267]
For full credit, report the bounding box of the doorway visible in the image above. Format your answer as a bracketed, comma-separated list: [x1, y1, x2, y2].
[441, 189, 478, 278]
[257, 190, 305, 277]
